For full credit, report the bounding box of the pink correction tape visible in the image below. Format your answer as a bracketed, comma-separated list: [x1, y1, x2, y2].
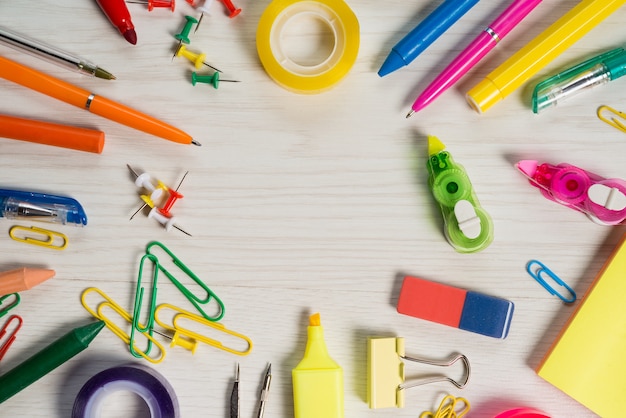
[516, 160, 626, 225]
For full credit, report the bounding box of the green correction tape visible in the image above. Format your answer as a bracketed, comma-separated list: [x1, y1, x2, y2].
[426, 135, 493, 253]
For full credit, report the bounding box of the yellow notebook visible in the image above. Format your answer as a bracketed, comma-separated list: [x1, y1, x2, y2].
[537, 233, 626, 417]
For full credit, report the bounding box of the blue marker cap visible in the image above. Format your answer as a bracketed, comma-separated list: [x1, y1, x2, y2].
[0, 188, 88, 226]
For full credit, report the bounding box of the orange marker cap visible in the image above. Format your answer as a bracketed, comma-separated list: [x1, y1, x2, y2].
[0, 114, 104, 153]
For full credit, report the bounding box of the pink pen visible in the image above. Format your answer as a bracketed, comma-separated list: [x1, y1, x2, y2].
[407, 0, 542, 117]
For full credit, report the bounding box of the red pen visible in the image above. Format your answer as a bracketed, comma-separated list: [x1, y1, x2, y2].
[95, 0, 138, 45]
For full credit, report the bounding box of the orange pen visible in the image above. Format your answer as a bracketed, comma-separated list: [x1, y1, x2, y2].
[0, 56, 199, 146]
[0, 114, 104, 153]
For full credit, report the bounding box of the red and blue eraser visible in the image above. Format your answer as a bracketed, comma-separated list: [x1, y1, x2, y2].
[397, 275, 514, 339]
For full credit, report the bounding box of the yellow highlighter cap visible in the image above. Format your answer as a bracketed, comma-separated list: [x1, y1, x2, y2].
[466, 78, 504, 114]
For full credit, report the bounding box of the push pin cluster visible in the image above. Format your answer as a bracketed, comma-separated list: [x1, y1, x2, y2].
[127, 164, 192, 236]
[172, 14, 240, 88]
[186, 0, 241, 31]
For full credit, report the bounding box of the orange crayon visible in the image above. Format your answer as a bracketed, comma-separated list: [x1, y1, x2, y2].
[0, 268, 56, 297]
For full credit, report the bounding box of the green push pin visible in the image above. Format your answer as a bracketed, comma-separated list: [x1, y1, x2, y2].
[175, 15, 198, 45]
[191, 72, 240, 89]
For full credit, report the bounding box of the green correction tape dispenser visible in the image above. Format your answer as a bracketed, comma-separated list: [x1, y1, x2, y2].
[426, 135, 493, 253]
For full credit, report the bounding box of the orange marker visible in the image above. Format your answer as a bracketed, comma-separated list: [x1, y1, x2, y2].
[0, 268, 56, 297]
[0, 56, 199, 146]
[0, 114, 104, 153]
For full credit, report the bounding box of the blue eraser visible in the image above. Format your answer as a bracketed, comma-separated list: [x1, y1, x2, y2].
[459, 291, 514, 339]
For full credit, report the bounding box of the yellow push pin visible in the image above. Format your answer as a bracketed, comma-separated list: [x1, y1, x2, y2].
[175, 44, 221, 73]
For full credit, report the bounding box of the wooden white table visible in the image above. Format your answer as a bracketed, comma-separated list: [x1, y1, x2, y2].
[0, 1, 623, 416]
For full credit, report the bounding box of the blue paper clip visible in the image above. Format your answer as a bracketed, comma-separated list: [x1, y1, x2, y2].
[146, 241, 225, 322]
[0, 293, 20, 319]
[130, 253, 160, 359]
[526, 260, 576, 303]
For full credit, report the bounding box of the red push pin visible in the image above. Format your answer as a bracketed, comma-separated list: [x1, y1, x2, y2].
[127, 0, 175, 11]
[158, 188, 184, 217]
[219, 0, 241, 18]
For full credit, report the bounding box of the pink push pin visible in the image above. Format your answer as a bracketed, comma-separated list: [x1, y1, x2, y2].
[219, 0, 241, 18]
[126, 0, 176, 12]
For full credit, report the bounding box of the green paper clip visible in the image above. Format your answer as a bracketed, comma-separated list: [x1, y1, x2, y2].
[130, 253, 160, 359]
[0, 294, 20, 319]
[146, 241, 225, 322]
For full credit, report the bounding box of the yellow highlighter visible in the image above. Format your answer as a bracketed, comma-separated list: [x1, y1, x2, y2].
[467, 0, 626, 113]
[292, 313, 344, 418]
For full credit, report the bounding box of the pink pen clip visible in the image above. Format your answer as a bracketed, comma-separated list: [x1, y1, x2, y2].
[0, 315, 23, 362]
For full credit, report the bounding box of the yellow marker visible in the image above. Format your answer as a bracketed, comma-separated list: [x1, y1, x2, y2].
[466, 0, 626, 113]
[292, 313, 343, 418]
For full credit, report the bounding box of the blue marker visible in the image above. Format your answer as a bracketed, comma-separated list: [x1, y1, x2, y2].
[378, 0, 480, 77]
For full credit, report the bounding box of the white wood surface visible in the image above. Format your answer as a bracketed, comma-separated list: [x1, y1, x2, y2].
[0, 1, 624, 417]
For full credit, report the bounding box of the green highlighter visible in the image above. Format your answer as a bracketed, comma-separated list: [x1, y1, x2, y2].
[426, 135, 493, 253]
[532, 47, 626, 113]
[0, 320, 105, 404]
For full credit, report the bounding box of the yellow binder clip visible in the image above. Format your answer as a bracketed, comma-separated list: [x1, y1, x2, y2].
[367, 337, 470, 409]
[9, 225, 68, 250]
[154, 303, 253, 356]
[81, 287, 166, 364]
[598, 105, 626, 133]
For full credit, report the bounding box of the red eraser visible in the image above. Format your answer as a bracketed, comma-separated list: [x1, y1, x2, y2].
[397, 275, 466, 327]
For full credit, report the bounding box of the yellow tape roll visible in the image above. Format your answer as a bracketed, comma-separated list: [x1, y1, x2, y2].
[256, 0, 359, 94]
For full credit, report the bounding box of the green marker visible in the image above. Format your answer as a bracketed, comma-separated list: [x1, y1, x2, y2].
[0, 320, 105, 404]
[426, 135, 493, 253]
[532, 47, 626, 113]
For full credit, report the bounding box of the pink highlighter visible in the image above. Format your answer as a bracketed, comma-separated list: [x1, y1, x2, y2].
[407, 0, 542, 117]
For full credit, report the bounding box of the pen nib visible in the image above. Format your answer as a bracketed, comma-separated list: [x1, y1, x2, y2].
[406, 110, 415, 119]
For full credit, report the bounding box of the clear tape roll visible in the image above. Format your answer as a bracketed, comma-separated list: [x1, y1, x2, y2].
[72, 363, 179, 418]
[256, 0, 359, 94]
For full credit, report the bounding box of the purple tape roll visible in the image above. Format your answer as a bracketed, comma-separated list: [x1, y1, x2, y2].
[72, 363, 179, 418]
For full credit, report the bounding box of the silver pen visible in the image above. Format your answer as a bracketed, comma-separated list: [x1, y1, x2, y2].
[0, 25, 115, 80]
[257, 363, 272, 418]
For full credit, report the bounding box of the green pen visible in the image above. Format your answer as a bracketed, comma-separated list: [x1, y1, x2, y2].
[532, 47, 626, 113]
[0, 320, 105, 404]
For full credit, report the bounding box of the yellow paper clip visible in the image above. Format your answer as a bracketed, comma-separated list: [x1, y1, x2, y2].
[367, 337, 470, 409]
[598, 105, 626, 133]
[154, 303, 253, 356]
[81, 287, 166, 364]
[420, 394, 471, 418]
[0, 314, 23, 362]
[9, 225, 68, 250]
